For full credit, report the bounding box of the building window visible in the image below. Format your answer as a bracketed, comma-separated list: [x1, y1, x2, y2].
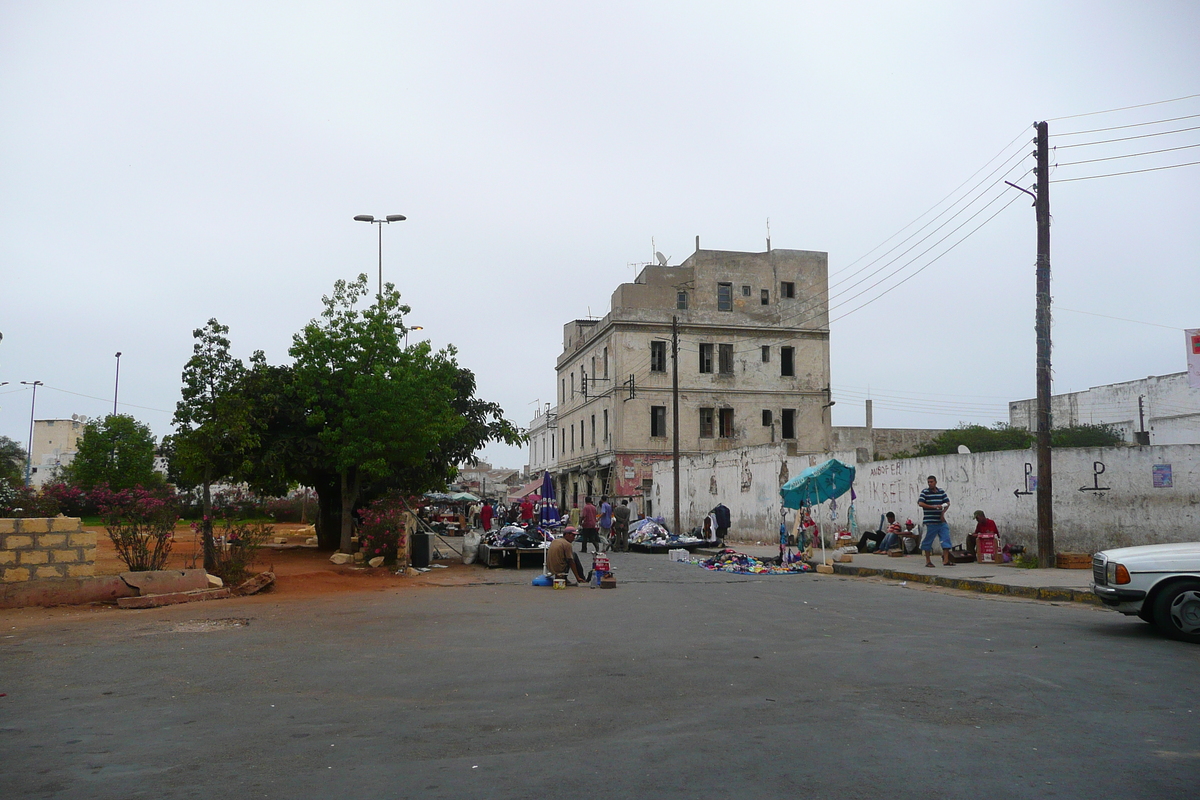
[761, 345, 770, 363]
[591, 415, 596, 447]
[651, 406, 667, 437]
[699, 408, 714, 438]
[570, 373, 575, 398]
[781, 346, 795, 377]
[718, 343, 733, 375]
[677, 291, 688, 310]
[603, 409, 609, 441]
[603, 347, 609, 378]
[551, 433, 555, 457]
[762, 409, 773, 426]
[781, 281, 796, 298]
[561, 378, 565, 403]
[651, 340, 667, 372]
[571, 425, 575, 452]
[782, 409, 796, 439]
[718, 408, 734, 438]
[761, 289, 770, 305]
[699, 343, 714, 374]
[717, 282, 733, 311]
[741, 285, 751, 296]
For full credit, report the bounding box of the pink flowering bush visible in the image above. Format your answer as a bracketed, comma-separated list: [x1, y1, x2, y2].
[96, 485, 179, 572]
[358, 496, 408, 565]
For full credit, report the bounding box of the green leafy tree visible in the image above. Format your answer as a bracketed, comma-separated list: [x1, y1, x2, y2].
[288, 275, 466, 552]
[1051, 423, 1124, 448]
[909, 423, 1033, 457]
[0, 435, 27, 487]
[172, 319, 255, 571]
[61, 415, 162, 490]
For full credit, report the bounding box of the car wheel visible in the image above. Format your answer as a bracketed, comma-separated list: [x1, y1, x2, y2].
[1152, 580, 1200, 643]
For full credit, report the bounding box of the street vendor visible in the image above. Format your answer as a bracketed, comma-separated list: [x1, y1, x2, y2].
[968, 510, 998, 553]
[546, 527, 587, 585]
[861, 511, 901, 553]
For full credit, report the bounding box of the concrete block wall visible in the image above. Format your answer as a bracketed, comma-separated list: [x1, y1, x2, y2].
[0, 518, 96, 583]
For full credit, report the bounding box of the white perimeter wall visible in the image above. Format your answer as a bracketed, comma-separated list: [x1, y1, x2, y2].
[654, 443, 1200, 552]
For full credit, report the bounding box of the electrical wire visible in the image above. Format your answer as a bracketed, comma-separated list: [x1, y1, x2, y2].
[1053, 306, 1183, 331]
[1046, 93, 1200, 122]
[1054, 141, 1200, 167]
[41, 384, 174, 415]
[1050, 159, 1200, 183]
[1052, 124, 1200, 149]
[1053, 112, 1200, 137]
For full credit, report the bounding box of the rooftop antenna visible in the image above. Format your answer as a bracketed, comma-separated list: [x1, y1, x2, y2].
[766, 217, 771, 252]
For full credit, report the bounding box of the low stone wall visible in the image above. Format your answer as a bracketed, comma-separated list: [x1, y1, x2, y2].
[0, 518, 96, 583]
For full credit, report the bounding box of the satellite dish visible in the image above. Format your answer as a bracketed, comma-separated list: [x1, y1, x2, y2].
[957, 445, 971, 454]
[71, 414, 78, 421]
[655, 251, 669, 266]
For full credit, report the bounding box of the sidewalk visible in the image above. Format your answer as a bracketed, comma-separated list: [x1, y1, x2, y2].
[702, 543, 1100, 604]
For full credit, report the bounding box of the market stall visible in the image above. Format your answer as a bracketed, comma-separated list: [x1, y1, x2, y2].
[779, 458, 856, 564]
[627, 517, 705, 553]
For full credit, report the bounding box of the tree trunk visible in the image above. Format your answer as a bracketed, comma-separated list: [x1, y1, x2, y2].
[313, 478, 341, 551]
[201, 469, 217, 572]
[339, 469, 360, 553]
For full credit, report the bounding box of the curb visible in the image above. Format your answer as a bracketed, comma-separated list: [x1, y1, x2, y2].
[830, 563, 1101, 605]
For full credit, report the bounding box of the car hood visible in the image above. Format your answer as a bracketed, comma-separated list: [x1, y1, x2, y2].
[1099, 541, 1200, 571]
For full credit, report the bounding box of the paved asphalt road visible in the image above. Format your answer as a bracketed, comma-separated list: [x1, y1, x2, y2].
[2, 552, 1198, 799]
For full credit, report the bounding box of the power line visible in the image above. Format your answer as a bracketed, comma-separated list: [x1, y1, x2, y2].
[1053, 123, 1200, 149]
[1053, 112, 1200, 137]
[41, 384, 174, 415]
[1055, 141, 1200, 168]
[1054, 306, 1183, 331]
[1050, 159, 1200, 183]
[1046, 93, 1200, 122]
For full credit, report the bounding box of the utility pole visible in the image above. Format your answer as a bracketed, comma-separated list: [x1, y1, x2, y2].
[1034, 121, 1054, 568]
[672, 316, 680, 538]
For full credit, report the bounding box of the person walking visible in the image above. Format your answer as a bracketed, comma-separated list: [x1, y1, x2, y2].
[580, 496, 600, 554]
[480, 500, 494, 533]
[918, 475, 952, 567]
[598, 495, 613, 551]
[612, 500, 631, 552]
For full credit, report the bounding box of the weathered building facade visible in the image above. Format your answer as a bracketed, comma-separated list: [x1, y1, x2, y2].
[553, 247, 831, 515]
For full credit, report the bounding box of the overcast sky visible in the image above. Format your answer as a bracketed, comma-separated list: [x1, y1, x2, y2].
[2, 1, 1197, 470]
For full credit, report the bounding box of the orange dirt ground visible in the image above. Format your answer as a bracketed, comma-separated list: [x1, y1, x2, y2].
[85, 522, 489, 599]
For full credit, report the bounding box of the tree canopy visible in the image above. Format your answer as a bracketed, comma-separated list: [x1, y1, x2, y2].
[0, 435, 26, 486]
[903, 421, 1125, 458]
[61, 415, 162, 491]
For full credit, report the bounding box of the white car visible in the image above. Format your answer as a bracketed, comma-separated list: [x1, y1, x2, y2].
[1092, 542, 1200, 643]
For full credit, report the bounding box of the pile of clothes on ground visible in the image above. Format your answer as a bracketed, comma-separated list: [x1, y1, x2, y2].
[696, 549, 814, 575]
[483, 525, 547, 549]
[628, 517, 704, 548]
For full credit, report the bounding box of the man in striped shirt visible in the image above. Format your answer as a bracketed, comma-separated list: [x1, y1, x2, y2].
[918, 475, 953, 568]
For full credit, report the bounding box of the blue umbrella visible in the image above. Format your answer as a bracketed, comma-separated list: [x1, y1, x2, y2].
[780, 459, 856, 509]
[538, 471, 559, 523]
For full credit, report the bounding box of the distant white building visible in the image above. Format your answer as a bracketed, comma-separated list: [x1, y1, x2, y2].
[525, 404, 557, 477]
[1009, 372, 1200, 445]
[28, 417, 87, 487]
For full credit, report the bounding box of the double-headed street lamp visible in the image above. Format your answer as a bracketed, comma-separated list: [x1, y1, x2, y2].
[353, 214, 406, 301]
[20, 380, 42, 487]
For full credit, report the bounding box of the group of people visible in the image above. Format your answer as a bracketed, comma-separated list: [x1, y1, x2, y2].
[855, 475, 999, 567]
[472, 497, 539, 532]
[564, 495, 633, 553]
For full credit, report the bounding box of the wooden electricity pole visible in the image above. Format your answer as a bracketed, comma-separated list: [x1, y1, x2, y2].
[672, 315, 681, 538]
[1034, 120, 1054, 567]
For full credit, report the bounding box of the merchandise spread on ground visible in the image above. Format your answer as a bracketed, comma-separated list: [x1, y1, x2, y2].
[695, 549, 814, 575]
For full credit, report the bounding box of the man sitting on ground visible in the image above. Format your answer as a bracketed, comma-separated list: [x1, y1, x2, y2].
[860, 512, 901, 553]
[546, 527, 588, 585]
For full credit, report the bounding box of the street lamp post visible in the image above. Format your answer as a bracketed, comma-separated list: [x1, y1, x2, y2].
[20, 380, 43, 487]
[113, 352, 122, 416]
[406, 325, 423, 347]
[353, 214, 406, 301]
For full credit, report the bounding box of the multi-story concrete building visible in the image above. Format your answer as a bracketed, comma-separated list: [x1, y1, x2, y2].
[1009, 371, 1200, 445]
[553, 246, 832, 516]
[28, 417, 86, 488]
[525, 403, 558, 478]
